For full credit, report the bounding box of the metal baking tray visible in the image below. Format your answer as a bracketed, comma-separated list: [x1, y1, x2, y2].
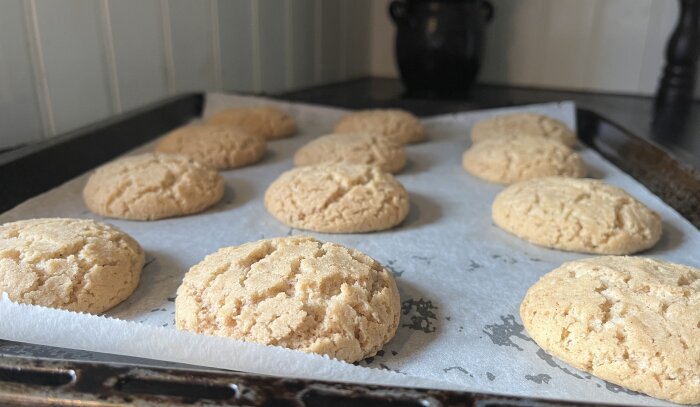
[0, 93, 698, 406]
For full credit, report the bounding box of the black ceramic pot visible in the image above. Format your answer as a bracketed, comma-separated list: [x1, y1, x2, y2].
[390, 0, 493, 98]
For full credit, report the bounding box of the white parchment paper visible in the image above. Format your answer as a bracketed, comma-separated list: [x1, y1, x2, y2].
[1, 93, 698, 406]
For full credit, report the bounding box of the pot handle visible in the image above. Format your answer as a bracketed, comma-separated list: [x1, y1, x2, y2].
[482, 0, 494, 22]
[389, 1, 408, 23]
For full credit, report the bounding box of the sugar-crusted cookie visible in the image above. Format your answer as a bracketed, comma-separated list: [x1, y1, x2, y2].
[462, 135, 586, 184]
[175, 236, 400, 363]
[471, 113, 576, 147]
[83, 153, 224, 221]
[0, 218, 144, 314]
[155, 124, 266, 170]
[265, 164, 409, 233]
[521, 256, 700, 404]
[206, 106, 296, 140]
[492, 177, 661, 254]
[334, 109, 425, 144]
[294, 132, 406, 174]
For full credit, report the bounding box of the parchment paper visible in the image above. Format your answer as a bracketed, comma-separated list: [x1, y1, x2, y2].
[1, 93, 698, 406]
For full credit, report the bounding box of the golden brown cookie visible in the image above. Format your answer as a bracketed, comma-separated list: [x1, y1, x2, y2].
[175, 236, 400, 363]
[155, 124, 266, 170]
[471, 113, 576, 147]
[83, 153, 224, 221]
[294, 132, 406, 174]
[0, 218, 144, 314]
[334, 109, 425, 144]
[492, 177, 661, 254]
[462, 135, 586, 184]
[206, 106, 296, 140]
[521, 256, 700, 404]
[264, 164, 410, 233]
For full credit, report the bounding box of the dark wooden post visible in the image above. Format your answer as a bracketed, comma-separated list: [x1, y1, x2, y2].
[654, 0, 700, 123]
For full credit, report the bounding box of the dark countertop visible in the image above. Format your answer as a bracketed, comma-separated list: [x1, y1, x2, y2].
[1, 77, 699, 367]
[280, 77, 700, 170]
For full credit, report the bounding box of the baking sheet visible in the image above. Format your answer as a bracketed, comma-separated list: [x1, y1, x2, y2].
[2, 93, 699, 406]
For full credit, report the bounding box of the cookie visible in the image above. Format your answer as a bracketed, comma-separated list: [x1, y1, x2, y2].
[264, 164, 410, 233]
[492, 177, 661, 254]
[334, 109, 425, 144]
[294, 132, 406, 174]
[471, 113, 576, 147]
[175, 236, 400, 363]
[155, 124, 266, 170]
[206, 106, 296, 140]
[83, 153, 224, 221]
[0, 218, 144, 314]
[462, 135, 586, 184]
[521, 256, 700, 404]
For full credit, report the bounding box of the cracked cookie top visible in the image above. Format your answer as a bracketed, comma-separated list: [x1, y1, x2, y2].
[264, 164, 410, 233]
[174, 236, 401, 363]
[520, 256, 700, 404]
[83, 153, 224, 221]
[492, 177, 661, 254]
[294, 132, 406, 174]
[471, 113, 577, 147]
[462, 135, 586, 184]
[334, 109, 425, 145]
[0, 218, 144, 314]
[206, 106, 297, 140]
[155, 124, 266, 170]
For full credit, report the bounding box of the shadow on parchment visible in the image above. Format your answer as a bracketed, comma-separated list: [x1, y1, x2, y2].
[257, 148, 282, 165]
[400, 152, 433, 176]
[106, 250, 183, 322]
[400, 192, 443, 231]
[207, 178, 256, 214]
[646, 219, 684, 254]
[584, 161, 607, 179]
[357, 279, 442, 370]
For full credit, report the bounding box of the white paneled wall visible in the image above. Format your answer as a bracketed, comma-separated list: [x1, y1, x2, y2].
[0, 0, 372, 149]
[168, 0, 218, 93]
[289, 0, 317, 89]
[218, 0, 255, 93]
[0, 0, 43, 147]
[370, 0, 686, 96]
[33, 0, 115, 135]
[106, 0, 169, 112]
[343, 0, 372, 79]
[2, 0, 691, 150]
[320, 0, 342, 82]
